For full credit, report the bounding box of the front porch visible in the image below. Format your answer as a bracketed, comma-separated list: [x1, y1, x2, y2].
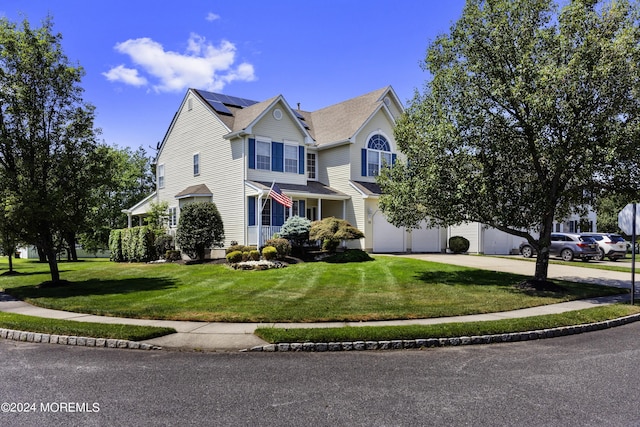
[245, 180, 350, 246]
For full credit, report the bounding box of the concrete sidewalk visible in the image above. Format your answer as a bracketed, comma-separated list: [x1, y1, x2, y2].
[0, 255, 636, 351]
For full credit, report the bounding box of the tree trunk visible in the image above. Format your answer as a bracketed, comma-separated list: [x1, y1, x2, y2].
[45, 247, 60, 282]
[36, 245, 47, 262]
[8, 253, 13, 273]
[65, 232, 78, 261]
[534, 249, 550, 282]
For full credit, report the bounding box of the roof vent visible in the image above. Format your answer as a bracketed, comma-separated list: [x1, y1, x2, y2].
[273, 108, 283, 120]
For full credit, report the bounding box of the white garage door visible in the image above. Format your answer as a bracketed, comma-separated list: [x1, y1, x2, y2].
[483, 228, 514, 255]
[372, 214, 405, 253]
[411, 225, 441, 252]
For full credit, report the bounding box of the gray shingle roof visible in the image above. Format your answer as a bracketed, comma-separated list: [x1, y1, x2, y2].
[199, 86, 391, 146]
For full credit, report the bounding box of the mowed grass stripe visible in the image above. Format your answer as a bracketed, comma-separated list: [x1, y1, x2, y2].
[0, 256, 624, 323]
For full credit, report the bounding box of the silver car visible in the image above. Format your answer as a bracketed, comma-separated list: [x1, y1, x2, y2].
[581, 233, 627, 261]
[519, 233, 599, 262]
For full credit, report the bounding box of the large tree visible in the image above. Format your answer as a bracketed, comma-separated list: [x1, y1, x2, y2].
[378, 0, 640, 282]
[0, 17, 100, 282]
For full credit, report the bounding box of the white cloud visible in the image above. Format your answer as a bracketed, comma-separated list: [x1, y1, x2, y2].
[102, 65, 148, 86]
[206, 12, 220, 22]
[104, 33, 255, 93]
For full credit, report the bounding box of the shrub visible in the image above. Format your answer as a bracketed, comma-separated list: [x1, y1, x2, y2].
[249, 250, 260, 261]
[309, 217, 365, 253]
[279, 216, 311, 247]
[264, 238, 291, 259]
[323, 249, 374, 263]
[242, 251, 250, 262]
[109, 226, 156, 262]
[155, 234, 174, 258]
[108, 229, 123, 262]
[262, 246, 278, 260]
[165, 250, 182, 261]
[226, 250, 243, 263]
[449, 236, 470, 253]
[176, 202, 225, 261]
[226, 244, 256, 254]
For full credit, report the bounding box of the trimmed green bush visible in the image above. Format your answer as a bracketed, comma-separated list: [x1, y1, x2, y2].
[226, 250, 243, 263]
[264, 238, 291, 259]
[226, 244, 256, 254]
[109, 226, 156, 262]
[249, 250, 260, 261]
[176, 202, 225, 261]
[108, 229, 123, 262]
[449, 236, 470, 253]
[262, 246, 277, 260]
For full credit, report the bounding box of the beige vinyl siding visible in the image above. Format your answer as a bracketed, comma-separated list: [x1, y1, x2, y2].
[156, 91, 246, 247]
[247, 101, 309, 186]
[350, 112, 397, 182]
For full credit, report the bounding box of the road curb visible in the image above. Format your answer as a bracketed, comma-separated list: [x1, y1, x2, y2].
[0, 328, 162, 350]
[243, 313, 640, 352]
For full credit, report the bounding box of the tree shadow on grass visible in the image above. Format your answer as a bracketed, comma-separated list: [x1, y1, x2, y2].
[415, 269, 525, 288]
[4, 277, 177, 301]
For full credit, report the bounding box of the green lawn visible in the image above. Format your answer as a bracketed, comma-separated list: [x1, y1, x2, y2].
[0, 312, 175, 341]
[0, 256, 625, 323]
[256, 305, 640, 343]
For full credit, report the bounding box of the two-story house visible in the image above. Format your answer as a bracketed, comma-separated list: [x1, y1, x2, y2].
[124, 86, 447, 254]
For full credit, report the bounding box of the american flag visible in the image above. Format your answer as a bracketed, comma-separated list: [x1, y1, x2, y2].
[270, 183, 293, 208]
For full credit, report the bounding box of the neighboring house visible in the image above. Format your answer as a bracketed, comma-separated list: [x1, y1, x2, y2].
[448, 212, 598, 255]
[124, 86, 447, 254]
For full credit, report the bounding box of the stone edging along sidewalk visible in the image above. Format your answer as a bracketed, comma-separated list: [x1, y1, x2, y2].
[243, 313, 640, 353]
[0, 328, 162, 350]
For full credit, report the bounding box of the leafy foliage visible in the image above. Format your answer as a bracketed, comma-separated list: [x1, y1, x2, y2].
[448, 236, 470, 254]
[108, 226, 156, 262]
[378, 0, 640, 281]
[309, 217, 365, 253]
[0, 17, 103, 281]
[261, 246, 277, 260]
[175, 202, 224, 261]
[264, 238, 291, 260]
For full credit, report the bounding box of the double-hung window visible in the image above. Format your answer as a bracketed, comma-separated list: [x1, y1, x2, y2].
[193, 153, 200, 176]
[256, 140, 271, 170]
[284, 143, 298, 173]
[157, 164, 165, 188]
[307, 153, 316, 180]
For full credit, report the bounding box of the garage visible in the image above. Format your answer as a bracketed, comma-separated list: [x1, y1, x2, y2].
[372, 212, 405, 253]
[410, 224, 442, 252]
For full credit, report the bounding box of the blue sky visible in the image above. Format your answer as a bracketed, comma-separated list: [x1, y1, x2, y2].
[1, 1, 465, 152]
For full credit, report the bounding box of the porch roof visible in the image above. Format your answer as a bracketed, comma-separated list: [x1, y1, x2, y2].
[350, 180, 382, 198]
[175, 183, 213, 199]
[245, 180, 350, 200]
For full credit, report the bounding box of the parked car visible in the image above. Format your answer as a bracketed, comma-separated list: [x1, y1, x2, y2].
[519, 233, 599, 262]
[581, 233, 627, 261]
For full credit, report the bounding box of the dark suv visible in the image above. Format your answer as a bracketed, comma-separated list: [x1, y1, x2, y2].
[580, 233, 627, 261]
[519, 233, 599, 262]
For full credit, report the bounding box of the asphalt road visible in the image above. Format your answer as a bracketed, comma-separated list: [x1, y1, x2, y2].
[2, 322, 640, 427]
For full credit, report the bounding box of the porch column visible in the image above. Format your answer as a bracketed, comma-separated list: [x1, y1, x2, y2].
[127, 213, 132, 228]
[257, 194, 263, 247]
[317, 198, 322, 220]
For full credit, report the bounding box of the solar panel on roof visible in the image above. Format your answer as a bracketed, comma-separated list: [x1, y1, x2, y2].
[210, 100, 232, 115]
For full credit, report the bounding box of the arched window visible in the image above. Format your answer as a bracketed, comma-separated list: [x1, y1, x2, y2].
[367, 134, 392, 176]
